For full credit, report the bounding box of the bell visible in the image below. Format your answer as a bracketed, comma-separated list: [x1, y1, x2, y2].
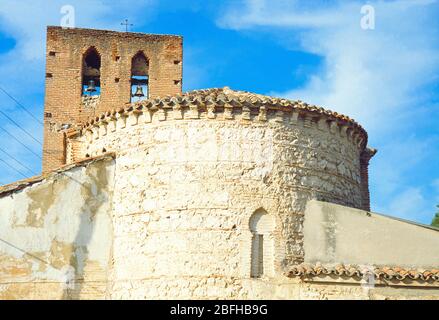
[133, 85, 144, 98]
[85, 80, 96, 93]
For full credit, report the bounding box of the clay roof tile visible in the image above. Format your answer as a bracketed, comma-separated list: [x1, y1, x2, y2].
[286, 263, 439, 284]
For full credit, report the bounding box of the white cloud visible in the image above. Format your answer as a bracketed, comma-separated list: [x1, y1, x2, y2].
[220, 0, 439, 134]
[381, 187, 432, 222]
[217, 0, 347, 30]
[218, 0, 439, 223]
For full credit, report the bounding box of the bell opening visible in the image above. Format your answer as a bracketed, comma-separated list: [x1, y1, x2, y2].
[83, 78, 101, 96]
[82, 47, 101, 96]
[130, 51, 149, 102]
[131, 75, 148, 102]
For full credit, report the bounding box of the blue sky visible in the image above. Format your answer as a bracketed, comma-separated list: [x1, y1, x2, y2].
[0, 0, 438, 224]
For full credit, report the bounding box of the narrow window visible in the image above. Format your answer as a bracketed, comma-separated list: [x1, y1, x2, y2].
[249, 208, 274, 278]
[131, 51, 149, 102]
[82, 47, 101, 96]
[251, 234, 264, 277]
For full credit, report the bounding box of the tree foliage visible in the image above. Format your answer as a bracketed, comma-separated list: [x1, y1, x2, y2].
[432, 205, 439, 228]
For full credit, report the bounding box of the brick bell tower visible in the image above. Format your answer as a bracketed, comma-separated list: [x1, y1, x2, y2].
[42, 26, 183, 173]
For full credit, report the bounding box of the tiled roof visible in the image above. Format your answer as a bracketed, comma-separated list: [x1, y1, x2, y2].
[287, 263, 439, 282]
[82, 87, 368, 144]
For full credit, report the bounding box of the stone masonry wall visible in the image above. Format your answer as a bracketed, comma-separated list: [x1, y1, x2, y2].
[1, 155, 437, 299]
[70, 104, 364, 298]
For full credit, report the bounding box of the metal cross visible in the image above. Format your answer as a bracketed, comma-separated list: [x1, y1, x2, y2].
[121, 19, 133, 32]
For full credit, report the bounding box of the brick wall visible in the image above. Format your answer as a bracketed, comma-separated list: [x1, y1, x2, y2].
[360, 148, 377, 211]
[42, 26, 183, 172]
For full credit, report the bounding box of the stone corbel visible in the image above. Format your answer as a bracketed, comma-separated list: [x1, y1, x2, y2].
[303, 114, 313, 127]
[345, 127, 353, 139]
[128, 110, 141, 126]
[157, 108, 166, 121]
[173, 104, 183, 120]
[340, 124, 349, 138]
[291, 110, 299, 124]
[139, 108, 152, 124]
[275, 110, 284, 123]
[108, 116, 117, 132]
[224, 103, 234, 120]
[99, 121, 108, 136]
[85, 129, 93, 143]
[207, 104, 216, 119]
[329, 120, 338, 134]
[317, 117, 327, 131]
[92, 124, 100, 140]
[188, 104, 200, 119]
[258, 106, 267, 122]
[242, 105, 251, 121]
[349, 130, 357, 143]
[116, 112, 128, 130]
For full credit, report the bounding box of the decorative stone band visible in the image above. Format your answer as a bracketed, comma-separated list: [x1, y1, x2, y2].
[286, 263, 439, 284]
[72, 87, 369, 149]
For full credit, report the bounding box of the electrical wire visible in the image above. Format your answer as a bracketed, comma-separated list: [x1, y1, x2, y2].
[0, 158, 28, 179]
[0, 146, 38, 176]
[0, 110, 42, 145]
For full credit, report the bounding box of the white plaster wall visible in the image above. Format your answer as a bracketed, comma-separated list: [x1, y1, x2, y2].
[304, 200, 439, 268]
[0, 158, 115, 299]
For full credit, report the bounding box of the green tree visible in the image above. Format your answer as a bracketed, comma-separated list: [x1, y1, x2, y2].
[432, 205, 439, 228]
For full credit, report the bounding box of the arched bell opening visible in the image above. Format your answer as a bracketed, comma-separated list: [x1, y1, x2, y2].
[131, 51, 149, 102]
[82, 47, 101, 96]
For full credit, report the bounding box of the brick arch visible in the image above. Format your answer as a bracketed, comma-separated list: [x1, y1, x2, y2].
[249, 208, 274, 233]
[249, 208, 275, 278]
[131, 51, 149, 76]
[82, 46, 101, 95]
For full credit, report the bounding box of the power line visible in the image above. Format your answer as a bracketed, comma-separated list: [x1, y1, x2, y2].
[0, 158, 28, 179]
[0, 139, 84, 190]
[0, 86, 76, 128]
[0, 147, 38, 176]
[0, 238, 51, 266]
[0, 110, 42, 145]
[0, 85, 43, 126]
[0, 123, 87, 186]
[0, 236, 105, 295]
[0, 126, 41, 159]
[0, 118, 94, 194]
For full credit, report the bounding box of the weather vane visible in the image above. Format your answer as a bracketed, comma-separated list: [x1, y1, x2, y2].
[121, 19, 133, 32]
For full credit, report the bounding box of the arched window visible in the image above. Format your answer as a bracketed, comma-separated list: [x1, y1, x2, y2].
[82, 47, 101, 96]
[131, 51, 149, 102]
[249, 208, 274, 278]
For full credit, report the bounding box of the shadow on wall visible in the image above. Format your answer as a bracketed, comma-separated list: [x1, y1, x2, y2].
[61, 163, 110, 300]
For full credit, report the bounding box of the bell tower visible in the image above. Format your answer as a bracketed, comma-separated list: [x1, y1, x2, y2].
[42, 26, 183, 173]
